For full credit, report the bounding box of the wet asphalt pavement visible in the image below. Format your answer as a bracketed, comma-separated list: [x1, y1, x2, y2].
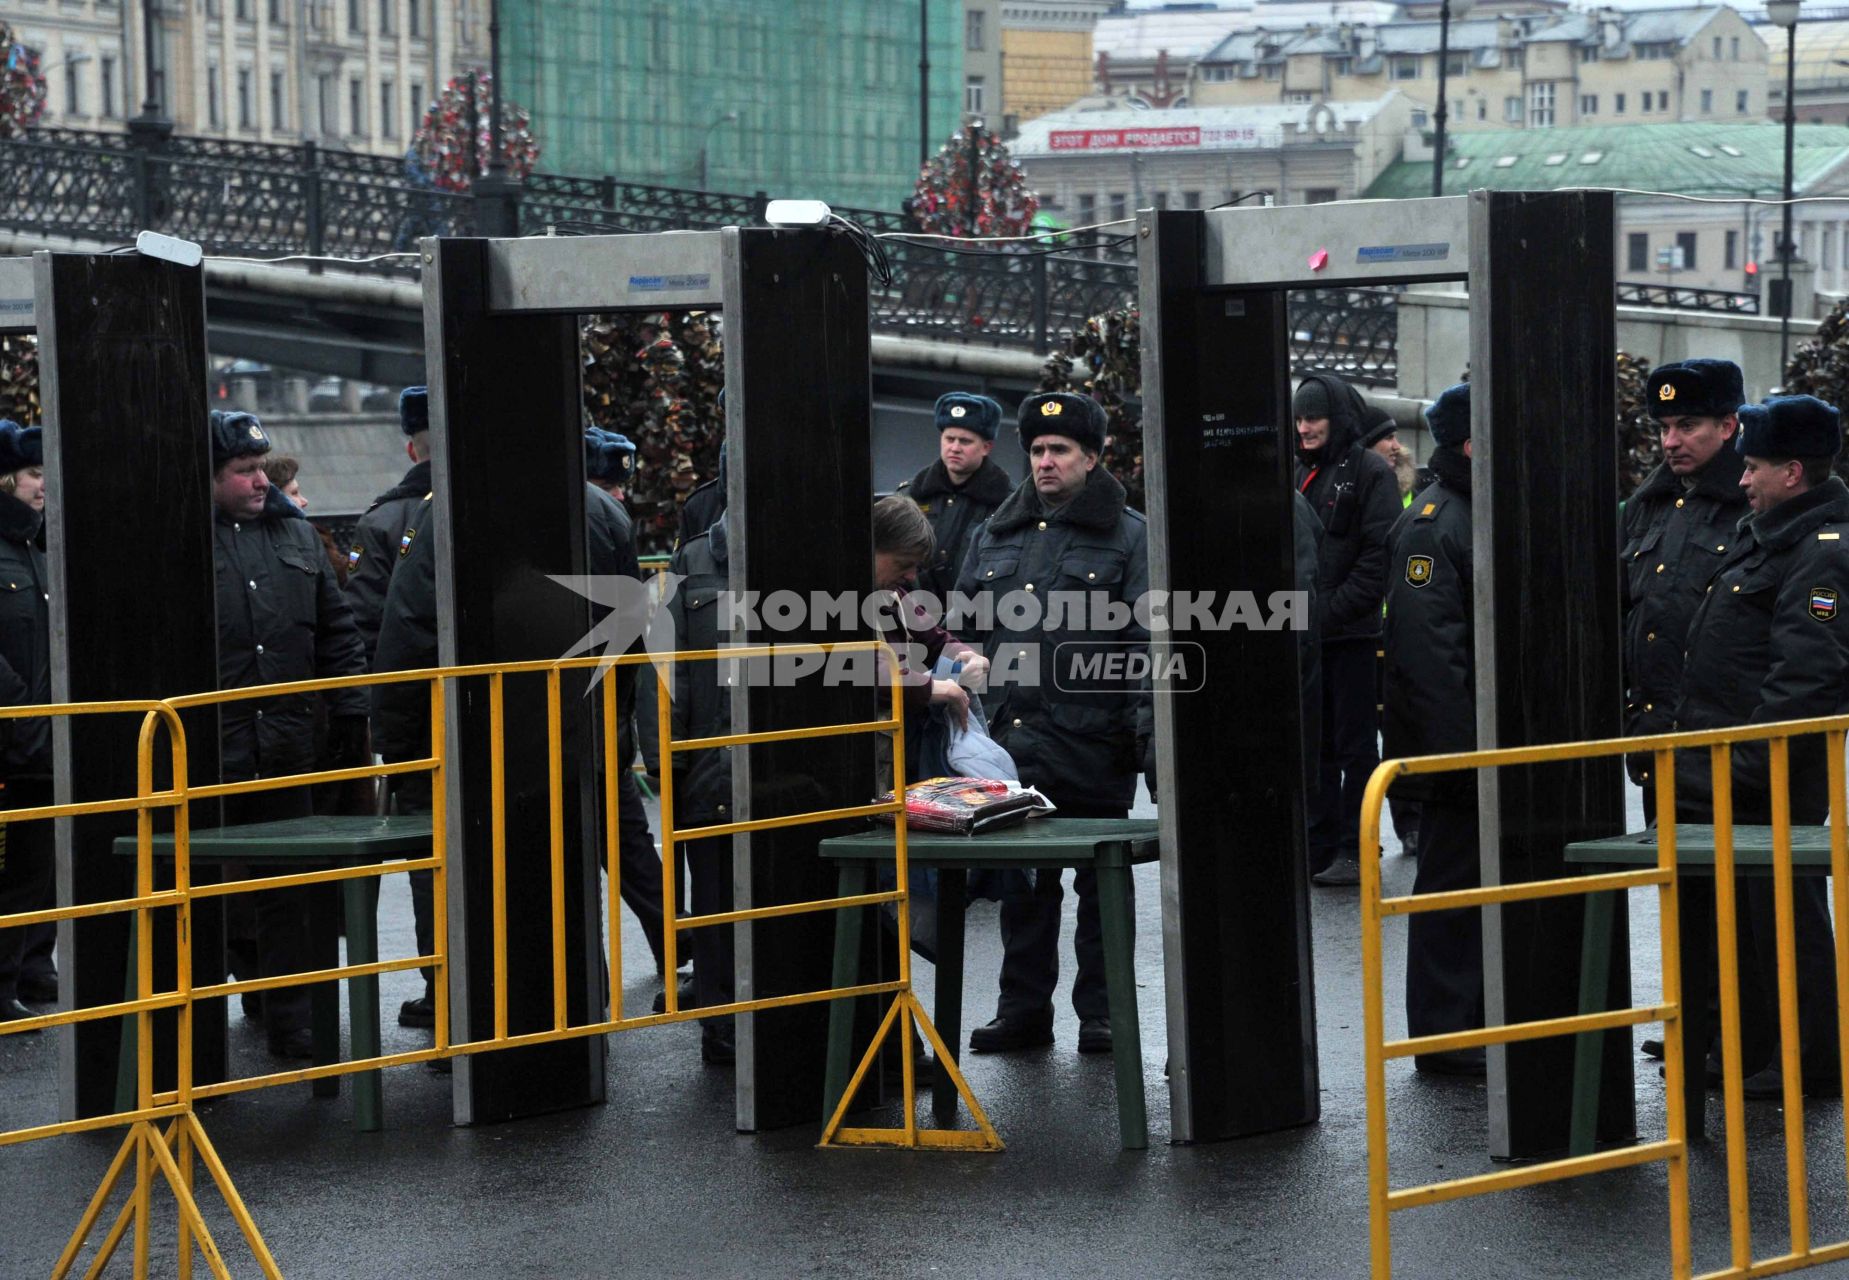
[3, 782, 1847, 1279]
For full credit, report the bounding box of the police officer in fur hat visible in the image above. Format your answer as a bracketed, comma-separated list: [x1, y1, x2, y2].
[896, 392, 1014, 600]
[210, 409, 369, 1058]
[1674, 394, 1846, 1099]
[1383, 383, 1484, 1076]
[346, 386, 432, 661]
[1623, 360, 1747, 827]
[953, 391, 1150, 1055]
[586, 427, 639, 504]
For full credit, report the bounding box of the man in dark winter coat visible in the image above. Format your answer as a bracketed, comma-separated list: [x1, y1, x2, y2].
[586, 427, 638, 504]
[0, 423, 53, 1022]
[211, 410, 369, 1058]
[1382, 383, 1482, 1076]
[1294, 371, 1403, 886]
[677, 389, 726, 549]
[1673, 395, 1846, 1099]
[346, 387, 432, 660]
[1624, 359, 1748, 819]
[664, 502, 736, 1064]
[896, 392, 1014, 601]
[954, 391, 1150, 1056]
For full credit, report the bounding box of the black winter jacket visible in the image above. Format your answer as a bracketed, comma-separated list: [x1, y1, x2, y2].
[346, 458, 431, 662]
[1293, 372, 1401, 642]
[1620, 448, 1748, 784]
[897, 456, 1014, 601]
[666, 524, 732, 826]
[1673, 477, 1849, 825]
[214, 488, 368, 780]
[1382, 450, 1474, 804]
[954, 467, 1150, 812]
[586, 485, 644, 766]
[0, 492, 50, 778]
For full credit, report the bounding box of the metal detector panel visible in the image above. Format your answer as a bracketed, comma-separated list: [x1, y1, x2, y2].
[721, 229, 874, 1133]
[1140, 214, 1317, 1140]
[32, 252, 222, 1118]
[424, 238, 606, 1124]
[1470, 191, 1630, 1159]
[1141, 193, 1630, 1156]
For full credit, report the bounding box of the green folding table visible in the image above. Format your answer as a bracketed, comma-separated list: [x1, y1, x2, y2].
[112, 813, 435, 1131]
[1563, 824, 1836, 1156]
[817, 817, 1160, 1150]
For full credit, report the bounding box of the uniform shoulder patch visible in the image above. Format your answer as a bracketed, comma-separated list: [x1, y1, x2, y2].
[1405, 555, 1434, 588]
[399, 526, 418, 558]
[347, 543, 363, 569]
[1810, 587, 1838, 622]
[1420, 501, 1437, 517]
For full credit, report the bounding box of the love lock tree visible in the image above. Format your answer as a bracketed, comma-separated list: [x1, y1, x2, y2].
[0, 335, 36, 425]
[911, 120, 1038, 240]
[408, 71, 540, 192]
[1038, 305, 1144, 510]
[1781, 296, 1849, 480]
[0, 22, 46, 139]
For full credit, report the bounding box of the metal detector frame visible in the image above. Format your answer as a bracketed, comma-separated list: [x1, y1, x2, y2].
[419, 227, 874, 1132]
[1140, 192, 1631, 1157]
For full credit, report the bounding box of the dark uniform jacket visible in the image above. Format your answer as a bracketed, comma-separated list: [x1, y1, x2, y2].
[0, 492, 50, 778]
[370, 495, 437, 789]
[666, 522, 731, 826]
[954, 467, 1150, 812]
[1293, 373, 1402, 643]
[214, 487, 368, 780]
[1673, 477, 1849, 825]
[1382, 453, 1474, 804]
[345, 458, 431, 661]
[897, 457, 1013, 601]
[1621, 447, 1747, 783]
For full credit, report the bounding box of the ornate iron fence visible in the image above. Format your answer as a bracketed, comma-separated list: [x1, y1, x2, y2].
[1617, 281, 1761, 315]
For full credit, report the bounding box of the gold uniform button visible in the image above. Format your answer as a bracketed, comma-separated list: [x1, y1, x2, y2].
[1087, 571, 1097, 580]
[1037, 521, 1047, 531]
[1675, 498, 1685, 508]
[1655, 564, 1665, 574]
[946, 497, 954, 505]
[1732, 584, 1741, 593]
[1716, 544, 1725, 551]
[1012, 718, 1022, 728]
[1646, 632, 1656, 641]
[1025, 583, 1035, 592]
[1645, 703, 1653, 711]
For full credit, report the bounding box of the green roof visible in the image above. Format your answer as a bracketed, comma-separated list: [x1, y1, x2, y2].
[1364, 122, 1849, 200]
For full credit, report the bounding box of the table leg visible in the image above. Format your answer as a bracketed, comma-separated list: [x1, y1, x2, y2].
[1568, 890, 1616, 1156]
[932, 868, 967, 1120]
[822, 864, 871, 1121]
[344, 876, 383, 1132]
[308, 885, 340, 1099]
[1095, 859, 1146, 1151]
[1678, 882, 1717, 1144]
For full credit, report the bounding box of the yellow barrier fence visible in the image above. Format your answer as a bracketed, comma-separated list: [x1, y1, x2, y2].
[1361, 714, 1849, 1280]
[2, 641, 998, 1279]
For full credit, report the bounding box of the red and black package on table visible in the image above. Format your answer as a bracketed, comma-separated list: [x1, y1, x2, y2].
[875, 777, 1056, 836]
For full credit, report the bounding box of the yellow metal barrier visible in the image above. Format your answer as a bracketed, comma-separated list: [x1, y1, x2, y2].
[3, 641, 998, 1278]
[1362, 713, 1849, 1280]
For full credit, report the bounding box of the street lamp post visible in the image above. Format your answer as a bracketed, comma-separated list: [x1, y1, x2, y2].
[131, 0, 169, 133]
[1431, 0, 1472, 197]
[919, 0, 931, 168]
[697, 110, 740, 191]
[1770, 0, 1802, 378]
[472, 0, 522, 237]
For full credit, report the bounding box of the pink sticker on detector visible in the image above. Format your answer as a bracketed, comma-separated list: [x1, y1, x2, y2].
[1309, 249, 1330, 271]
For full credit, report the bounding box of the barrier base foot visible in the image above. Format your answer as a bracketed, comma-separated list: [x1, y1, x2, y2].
[52, 1113, 281, 1280]
[817, 990, 1003, 1153]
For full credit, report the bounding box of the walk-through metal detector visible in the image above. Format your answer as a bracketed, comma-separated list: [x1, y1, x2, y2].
[1141, 192, 1632, 1157]
[0, 251, 222, 1119]
[421, 228, 873, 1129]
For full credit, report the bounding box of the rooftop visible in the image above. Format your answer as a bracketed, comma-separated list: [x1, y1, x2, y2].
[1364, 120, 1849, 198]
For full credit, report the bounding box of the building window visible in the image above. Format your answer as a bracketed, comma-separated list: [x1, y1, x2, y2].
[1410, 109, 1428, 128]
[270, 0, 285, 22]
[318, 74, 337, 134]
[380, 79, 396, 137]
[348, 77, 363, 135]
[1394, 57, 1419, 80]
[1700, 88, 1713, 113]
[100, 57, 116, 117]
[348, 0, 362, 34]
[1627, 232, 1649, 273]
[1527, 80, 1555, 127]
[63, 62, 80, 116]
[966, 9, 984, 51]
[380, 0, 393, 35]
[1263, 62, 1280, 80]
[1726, 229, 1739, 269]
[1077, 193, 1096, 222]
[270, 70, 286, 128]
[1737, 89, 1749, 114]
[1182, 190, 1201, 209]
[409, 0, 421, 38]
[1731, 36, 1740, 60]
[1305, 188, 1338, 204]
[1446, 52, 1469, 76]
[1286, 90, 1313, 105]
[1109, 193, 1128, 224]
[236, 0, 251, 20]
[1580, 93, 1597, 116]
[1504, 95, 1522, 123]
[1153, 191, 1169, 211]
[1676, 231, 1698, 270]
[1578, 45, 1597, 64]
[1331, 56, 1351, 76]
[1658, 91, 1670, 111]
[1615, 92, 1626, 114]
[410, 80, 424, 131]
[1713, 36, 1722, 57]
[965, 77, 984, 114]
[206, 0, 221, 17]
[236, 68, 252, 128]
[207, 65, 222, 128]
